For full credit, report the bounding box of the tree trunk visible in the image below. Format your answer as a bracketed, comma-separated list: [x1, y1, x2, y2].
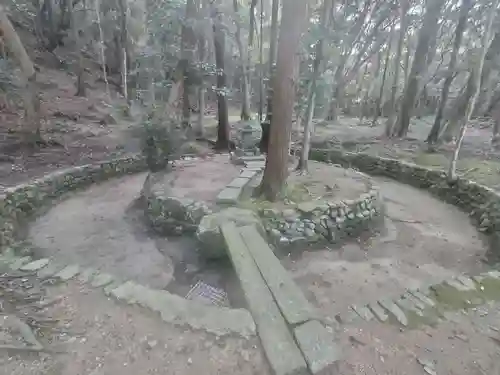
[384, 0, 408, 136]
[259, 0, 307, 201]
[69, 0, 86, 96]
[232, 0, 251, 121]
[297, 0, 333, 173]
[394, 0, 446, 138]
[95, 0, 110, 97]
[0, 7, 41, 144]
[194, 3, 207, 138]
[426, 0, 471, 145]
[265, 0, 280, 123]
[440, 31, 500, 141]
[372, 26, 394, 126]
[117, 0, 129, 98]
[448, 0, 498, 181]
[212, 5, 230, 150]
[181, 0, 198, 129]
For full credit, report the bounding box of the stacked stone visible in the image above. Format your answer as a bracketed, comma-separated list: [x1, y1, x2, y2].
[263, 187, 382, 247]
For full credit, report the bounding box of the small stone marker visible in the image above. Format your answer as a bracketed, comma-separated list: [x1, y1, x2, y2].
[350, 305, 374, 321]
[294, 320, 340, 375]
[221, 223, 307, 375]
[216, 188, 241, 204]
[336, 310, 360, 324]
[20, 258, 50, 272]
[55, 265, 80, 281]
[378, 299, 408, 326]
[368, 302, 388, 322]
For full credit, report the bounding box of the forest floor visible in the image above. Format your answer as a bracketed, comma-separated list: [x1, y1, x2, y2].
[2, 35, 500, 374]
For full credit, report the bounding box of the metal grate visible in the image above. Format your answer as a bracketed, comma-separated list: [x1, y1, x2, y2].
[185, 280, 229, 307]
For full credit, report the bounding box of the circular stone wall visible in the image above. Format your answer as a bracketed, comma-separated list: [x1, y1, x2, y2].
[142, 154, 242, 235]
[240, 161, 385, 247]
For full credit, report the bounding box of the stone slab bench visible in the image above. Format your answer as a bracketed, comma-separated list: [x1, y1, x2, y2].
[239, 225, 318, 325]
[221, 222, 308, 375]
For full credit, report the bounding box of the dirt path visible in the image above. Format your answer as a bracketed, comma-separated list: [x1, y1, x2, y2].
[27, 173, 176, 290]
[0, 281, 268, 375]
[285, 176, 488, 321]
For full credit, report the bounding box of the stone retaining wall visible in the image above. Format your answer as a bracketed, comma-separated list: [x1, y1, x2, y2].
[262, 186, 383, 247]
[310, 147, 500, 257]
[0, 155, 147, 249]
[142, 172, 212, 235]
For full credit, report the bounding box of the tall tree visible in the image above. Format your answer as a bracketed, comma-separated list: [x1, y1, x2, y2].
[394, 0, 446, 137]
[259, 0, 307, 200]
[181, 0, 198, 129]
[259, 0, 280, 153]
[211, 3, 230, 150]
[297, 0, 334, 173]
[232, 0, 252, 120]
[69, 0, 86, 96]
[372, 24, 394, 127]
[448, 0, 499, 180]
[0, 7, 41, 144]
[384, 0, 409, 136]
[426, 0, 472, 144]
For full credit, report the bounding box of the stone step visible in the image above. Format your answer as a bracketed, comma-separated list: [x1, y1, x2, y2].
[239, 225, 318, 326]
[221, 223, 307, 375]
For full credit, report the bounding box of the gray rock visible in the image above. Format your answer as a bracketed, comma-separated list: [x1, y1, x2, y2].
[395, 296, 423, 315]
[368, 303, 388, 322]
[293, 320, 340, 374]
[378, 299, 408, 326]
[196, 208, 264, 259]
[20, 258, 50, 272]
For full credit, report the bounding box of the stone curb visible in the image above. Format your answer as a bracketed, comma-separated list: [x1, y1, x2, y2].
[0, 255, 257, 338]
[338, 271, 500, 330]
